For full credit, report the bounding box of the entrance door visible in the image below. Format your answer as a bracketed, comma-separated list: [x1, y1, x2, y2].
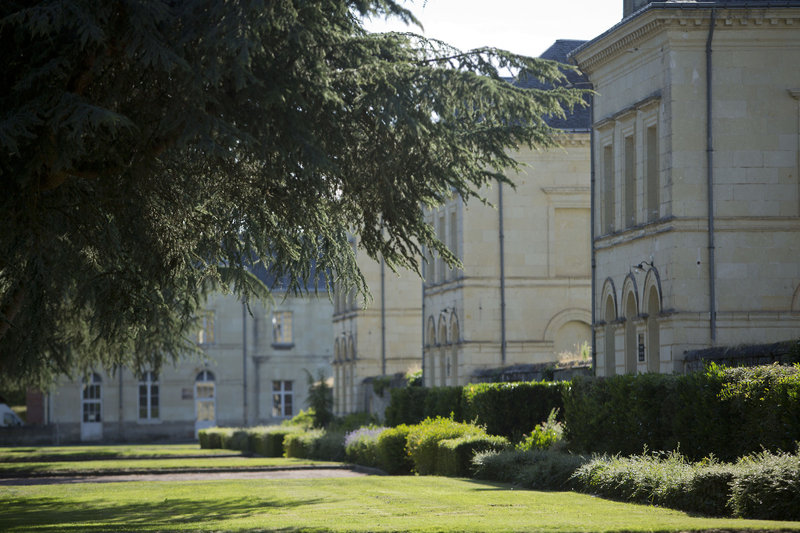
[195, 370, 216, 437]
[81, 373, 103, 441]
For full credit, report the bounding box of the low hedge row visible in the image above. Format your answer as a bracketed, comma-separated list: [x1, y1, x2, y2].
[199, 425, 304, 457]
[564, 363, 800, 460]
[386, 381, 566, 440]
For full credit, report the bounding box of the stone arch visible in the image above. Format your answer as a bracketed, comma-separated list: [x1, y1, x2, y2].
[622, 274, 639, 375]
[792, 284, 800, 313]
[438, 314, 448, 346]
[426, 316, 436, 347]
[600, 278, 618, 322]
[646, 283, 661, 373]
[643, 268, 662, 315]
[449, 312, 460, 386]
[334, 338, 341, 363]
[347, 334, 355, 361]
[437, 315, 448, 387]
[600, 277, 618, 377]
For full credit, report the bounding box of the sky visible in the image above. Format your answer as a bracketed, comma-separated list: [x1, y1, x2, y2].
[362, 0, 623, 59]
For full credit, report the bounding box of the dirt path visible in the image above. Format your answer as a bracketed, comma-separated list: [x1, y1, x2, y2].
[0, 467, 371, 486]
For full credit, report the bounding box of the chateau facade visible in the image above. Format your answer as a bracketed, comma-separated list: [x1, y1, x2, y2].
[571, 0, 800, 375]
[422, 41, 593, 386]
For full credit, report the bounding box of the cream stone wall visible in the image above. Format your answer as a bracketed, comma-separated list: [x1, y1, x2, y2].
[332, 244, 422, 415]
[423, 136, 592, 386]
[573, 4, 800, 376]
[46, 290, 333, 442]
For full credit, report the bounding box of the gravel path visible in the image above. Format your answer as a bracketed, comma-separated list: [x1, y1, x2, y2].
[0, 467, 371, 486]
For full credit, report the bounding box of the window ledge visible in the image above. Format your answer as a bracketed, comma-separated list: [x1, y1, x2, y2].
[271, 343, 295, 350]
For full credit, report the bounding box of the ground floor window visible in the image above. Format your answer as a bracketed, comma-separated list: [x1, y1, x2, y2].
[138, 371, 159, 420]
[82, 373, 102, 423]
[272, 380, 293, 418]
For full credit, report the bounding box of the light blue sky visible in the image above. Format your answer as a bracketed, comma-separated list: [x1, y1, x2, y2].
[363, 0, 622, 58]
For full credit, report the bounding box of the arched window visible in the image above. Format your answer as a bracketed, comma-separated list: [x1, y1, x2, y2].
[646, 286, 661, 373]
[624, 291, 638, 374]
[604, 295, 617, 376]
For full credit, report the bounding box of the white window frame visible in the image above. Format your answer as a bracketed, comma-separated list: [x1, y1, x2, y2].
[138, 371, 160, 421]
[272, 380, 293, 418]
[271, 311, 294, 348]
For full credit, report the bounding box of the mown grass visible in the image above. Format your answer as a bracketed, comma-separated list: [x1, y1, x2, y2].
[2, 476, 799, 532]
[0, 443, 233, 462]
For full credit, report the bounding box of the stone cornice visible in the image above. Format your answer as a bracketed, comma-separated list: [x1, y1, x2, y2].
[573, 7, 800, 74]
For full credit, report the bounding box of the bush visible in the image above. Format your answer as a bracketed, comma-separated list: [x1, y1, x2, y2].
[199, 427, 235, 449]
[334, 412, 379, 433]
[344, 426, 386, 468]
[570, 451, 735, 517]
[436, 435, 509, 477]
[423, 387, 464, 421]
[564, 364, 800, 460]
[377, 424, 414, 475]
[473, 449, 587, 491]
[385, 387, 429, 426]
[309, 430, 346, 461]
[248, 426, 302, 457]
[283, 429, 324, 458]
[229, 429, 251, 453]
[463, 381, 566, 441]
[517, 408, 564, 452]
[283, 409, 315, 430]
[405, 417, 486, 475]
[730, 449, 800, 520]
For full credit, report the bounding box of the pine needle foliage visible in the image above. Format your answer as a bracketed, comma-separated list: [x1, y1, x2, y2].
[0, 0, 587, 386]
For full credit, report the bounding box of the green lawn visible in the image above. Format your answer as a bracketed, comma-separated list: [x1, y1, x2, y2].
[2, 476, 799, 532]
[0, 443, 234, 462]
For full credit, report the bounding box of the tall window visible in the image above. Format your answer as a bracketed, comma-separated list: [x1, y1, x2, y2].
[646, 125, 659, 222]
[272, 380, 293, 417]
[603, 144, 615, 234]
[82, 373, 102, 423]
[138, 372, 159, 420]
[437, 213, 446, 283]
[272, 311, 293, 346]
[449, 210, 458, 280]
[197, 311, 215, 345]
[624, 134, 636, 228]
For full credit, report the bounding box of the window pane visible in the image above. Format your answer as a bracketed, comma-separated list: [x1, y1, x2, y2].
[284, 381, 292, 391]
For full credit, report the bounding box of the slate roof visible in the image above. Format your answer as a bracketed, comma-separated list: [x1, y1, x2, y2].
[512, 39, 591, 131]
[248, 260, 329, 292]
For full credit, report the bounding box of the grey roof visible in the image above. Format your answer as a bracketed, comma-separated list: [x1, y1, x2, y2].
[513, 40, 591, 131]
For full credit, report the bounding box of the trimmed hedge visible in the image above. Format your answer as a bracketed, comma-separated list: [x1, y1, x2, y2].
[376, 424, 414, 475]
[729, 449, 800, 520]
[564, 363, 800, 460]
[249, 426, 302, 457]
[198, 427, 235, 449]
[344, 427, 385, 468]
[473, 449, 588, 491]
[283, 429, 346, 461]
[405, 417, 487, 475]
[386, 380, 566, 441]
[436, 435, 509, 477]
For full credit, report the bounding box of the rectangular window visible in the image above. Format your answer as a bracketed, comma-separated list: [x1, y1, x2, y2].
[603, 144, 615, 234]
[197, 311, 215, 345]
[646, 125, 659, 222]
[272, 380, 293, 417]
[138, 372, 159, 420]
[272, 311, 293, 346]
[624, 134, 636, 228]
[449, 210, 458, 280]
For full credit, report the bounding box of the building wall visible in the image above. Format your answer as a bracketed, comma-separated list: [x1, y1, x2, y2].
[332, 246, 422, 415]
[44, 290, 333, 443]
[574, 5, 800, 375]
[423, 136, 593, 386]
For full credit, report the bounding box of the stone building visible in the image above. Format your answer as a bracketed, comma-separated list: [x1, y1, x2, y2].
[332, 243, 422, 415]
[570, 0, 800, 375]
[422, 41, 593, 387]
[30, 275, 333, 443]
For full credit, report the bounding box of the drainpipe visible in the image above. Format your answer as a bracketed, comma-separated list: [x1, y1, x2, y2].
[242, 302, 248, 425]
[380, 256, 386, 376]
[589, 92, 598, 374]
[706, 8, 717, 343]
[498, 181, 507, 365]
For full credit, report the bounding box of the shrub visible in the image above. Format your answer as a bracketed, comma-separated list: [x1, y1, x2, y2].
[436, 435, 509, 477]
[463, 381, 566, 441]
[248, 426, 302, 457]
[423, 386, 464, 421]
[405, 417, 486, 475]
[284, 429, 324, 458]
[334, 412, 379, 433]
[283, 409, 315, 430]
[309, 430, 346, 461]
[473, 449, 587, 490]
[385, 387, 429, 426]
[517, 408, 564, 452]
[377, 424, 414, 475]
[198, 429, 212, 449]
[344, 426, 386, 468]
[199, 427, 235, 449]
[570, 450, 735, 517]
[729, 449, 800, 520]
[229, 429, 251, 453]
[564, 364, 800, 460]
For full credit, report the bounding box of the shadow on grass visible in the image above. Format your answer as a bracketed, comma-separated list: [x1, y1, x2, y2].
[0, 495, 322, 532]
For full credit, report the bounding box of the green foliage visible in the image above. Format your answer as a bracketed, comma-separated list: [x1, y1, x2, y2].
[0, 0, 586, 387]
[571, 451, 738, 517]
[564, 364, 800, 460]
[463, 381, 567, 441]
[729, 449, 800, 520]
[332, 411, 379, 433]
[516, 408, 564, 452]
[344, 426, 386, 468]
[376, 424, 414, 475]
[198, 428, 235, 450]
[436, 435, 509, 477]
[283, 428, 345, 461]
[304, 370, 333, 429]
[473, 449, 588, 491]
[283, 409, 316, 431]
[248, 426, 302, 458]
[405, 417, 487, 475]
